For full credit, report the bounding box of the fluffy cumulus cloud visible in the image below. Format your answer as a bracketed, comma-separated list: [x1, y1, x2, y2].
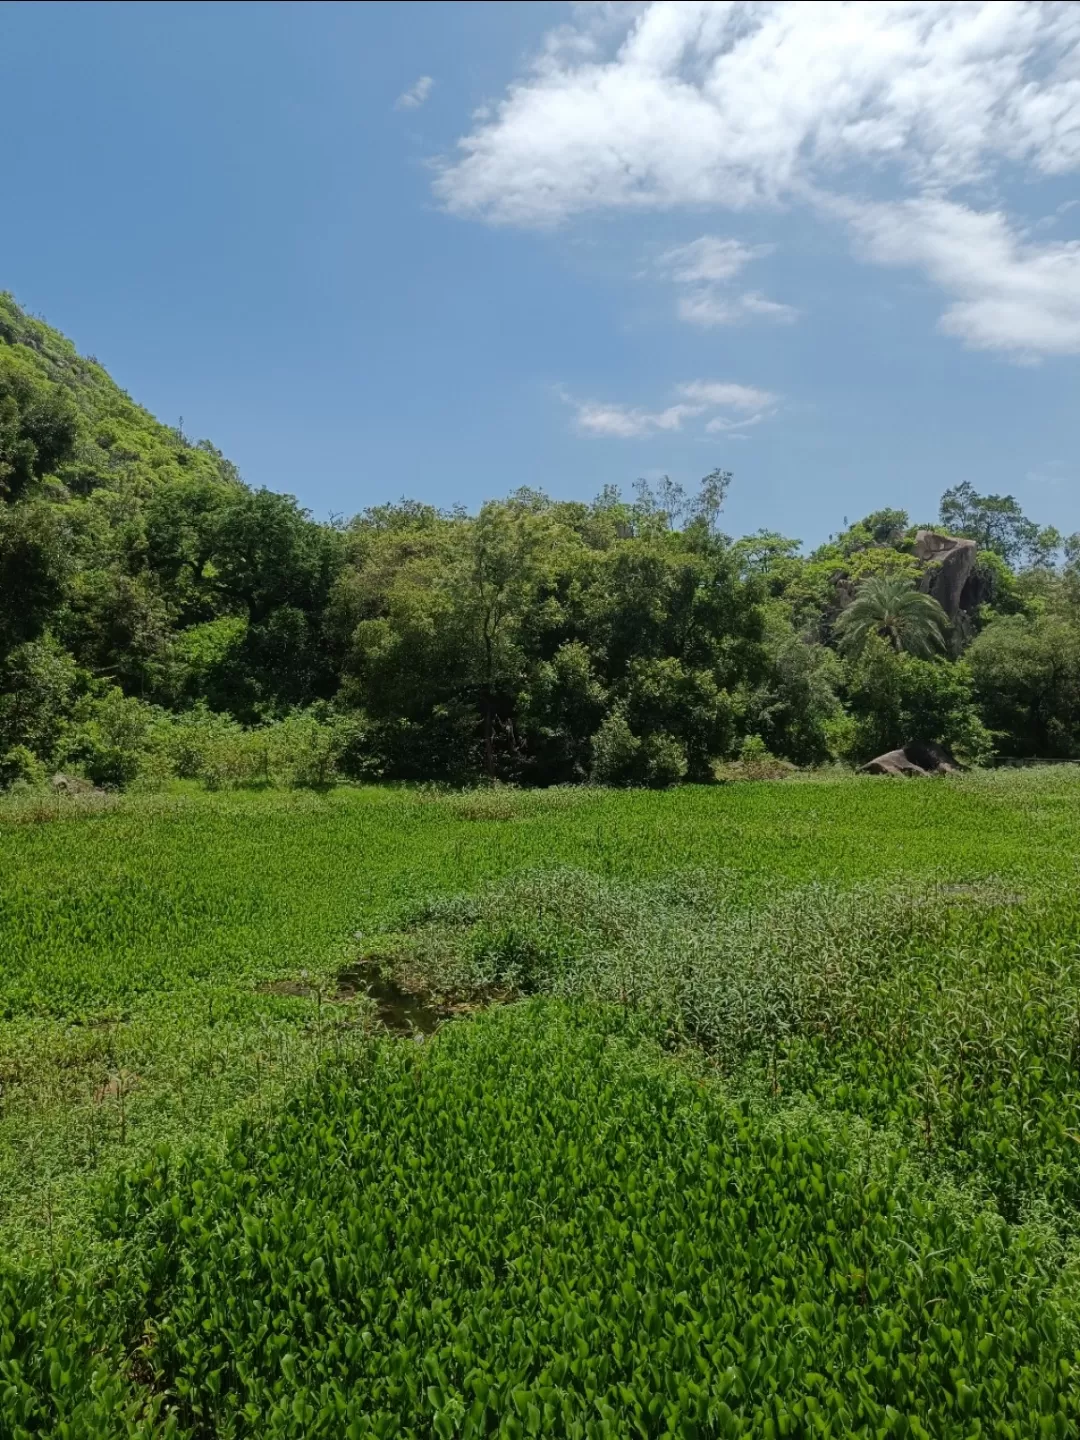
[568, 379, 778, 438]
[435, 1, 1080, 358]
[395, 75, 434, 111]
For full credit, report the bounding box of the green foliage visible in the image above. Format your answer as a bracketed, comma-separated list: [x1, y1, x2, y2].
[0, 743, 47, 788]
[2, 774, 1080, 1432]
[834, 576, 948, 659]
[0, 344, 79, 500]
[941, 481, 1061, 569]
[0, 631, 79, 759]
[841, 638, 992, 763]
[522, 642, 607, 784]
[589, 707, 642, 786]
[589, 707, 688, 788]
[741, 605, 843, 763]
[968, 615, 1080, 757]
[713, 734, 794, 781]
[58, 687, 162, 788]
[0, 294, 340, 729]
[5, 999, 1080, 1437]
[5, 290, 1080, 789]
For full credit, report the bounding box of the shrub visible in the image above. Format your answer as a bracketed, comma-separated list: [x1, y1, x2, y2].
[714, 734, 795, 782]
[639, 729, 688, 787]
[58, 687, 168, 788]
[590, 707, 641, 785]
[0, 744, 46, 789]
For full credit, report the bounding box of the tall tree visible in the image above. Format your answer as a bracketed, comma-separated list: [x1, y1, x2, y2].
[940, 482, 1060, 569]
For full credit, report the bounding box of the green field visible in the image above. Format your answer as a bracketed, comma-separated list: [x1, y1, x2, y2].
[3, 772, 1080, 1435]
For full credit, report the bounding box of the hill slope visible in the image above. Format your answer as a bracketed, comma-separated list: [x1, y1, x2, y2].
[0, 294, 341, 731]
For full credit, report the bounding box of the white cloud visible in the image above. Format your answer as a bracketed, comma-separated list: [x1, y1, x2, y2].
[395, 75, 434, 111]
[678, 286, 799, 328]
[850, 197, 1080, 359]
[567, 379, 777, 438]
[434, 2, 1080, 358]
[657, 234, 798, 327]
[571, 399, 703, 438]
[435, 3, 1080, 225]
[658, 235, 767, 285]
[677, 380, 777, 410]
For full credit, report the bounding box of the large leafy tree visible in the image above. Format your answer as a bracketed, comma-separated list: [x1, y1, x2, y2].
[834, 576, 948, 658]
[940, 482, 1060, 569]
[968, 616, 1080, 757]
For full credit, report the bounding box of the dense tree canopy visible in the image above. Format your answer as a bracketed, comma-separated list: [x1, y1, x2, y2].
[2, 291, 1079, 788]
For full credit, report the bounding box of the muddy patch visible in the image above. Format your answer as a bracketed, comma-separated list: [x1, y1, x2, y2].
[259, 978, 317, 999]
[337, 962, 443, 1036]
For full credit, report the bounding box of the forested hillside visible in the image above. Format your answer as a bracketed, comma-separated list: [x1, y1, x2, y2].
[2, 292, 1079, 788]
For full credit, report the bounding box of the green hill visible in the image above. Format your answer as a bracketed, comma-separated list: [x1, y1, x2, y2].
[0, 294, 341, 741]
[0, 291, 240, 503]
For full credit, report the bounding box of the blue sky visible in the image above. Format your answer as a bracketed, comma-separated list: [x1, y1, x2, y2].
[2, 0, 1078, 546]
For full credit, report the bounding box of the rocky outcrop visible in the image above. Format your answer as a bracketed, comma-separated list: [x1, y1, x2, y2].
[861, 741, 961, 777]
[913, 530, 977, 621]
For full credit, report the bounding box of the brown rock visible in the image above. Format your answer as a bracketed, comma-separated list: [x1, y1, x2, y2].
[861, 741, 961, 777]
[913, 530, 977, 620]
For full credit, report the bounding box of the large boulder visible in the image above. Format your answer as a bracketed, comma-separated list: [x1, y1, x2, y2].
[861, 741, 961, 777]
[913, 530, 977, 621]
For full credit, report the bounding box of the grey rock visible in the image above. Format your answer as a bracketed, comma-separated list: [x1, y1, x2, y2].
[913, 530, 977, 620]
[861, 741, 961, 777]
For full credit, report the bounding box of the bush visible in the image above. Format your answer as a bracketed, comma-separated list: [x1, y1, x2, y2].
[968, 615, 1080, 757]
[592, 708, 689, 788]
[0, 744, 46, 789]
[714, 734, 795, 782]
[0, 632, 79, 762]
[590, 707, 641, 785]
[639, 730, 688, 787]
[58, 688, 169, 789]
[266, 711, 343, 787]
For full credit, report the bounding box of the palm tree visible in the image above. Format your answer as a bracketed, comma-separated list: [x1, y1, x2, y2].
[833, 575, 948, 658]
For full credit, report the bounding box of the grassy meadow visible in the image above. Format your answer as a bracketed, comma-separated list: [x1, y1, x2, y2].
[3, 770, 1080, 1435]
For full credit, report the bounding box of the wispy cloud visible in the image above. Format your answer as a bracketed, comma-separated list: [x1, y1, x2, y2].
[434, 2, 1080, 359]
[658, 237, 767, 286]
[849, 198, 1080, 362]
[571, 399, 703, 439]
[565, 379, 778, 439]
[677, 381, 777, 411]
[395, 75, 434, 111]
[657, 235, 797, 328]
[677, 286, 798, 328]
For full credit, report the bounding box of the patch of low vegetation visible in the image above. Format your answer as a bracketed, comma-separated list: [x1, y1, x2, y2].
[2, 772, 1080, 1433]
[4, 1004, 1080, 1437]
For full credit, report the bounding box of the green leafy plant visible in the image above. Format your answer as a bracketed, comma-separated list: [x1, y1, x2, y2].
[834, 575, 949, 658]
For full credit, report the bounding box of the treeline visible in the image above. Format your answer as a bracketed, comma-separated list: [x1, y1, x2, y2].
[2, 292, 1080, 789]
